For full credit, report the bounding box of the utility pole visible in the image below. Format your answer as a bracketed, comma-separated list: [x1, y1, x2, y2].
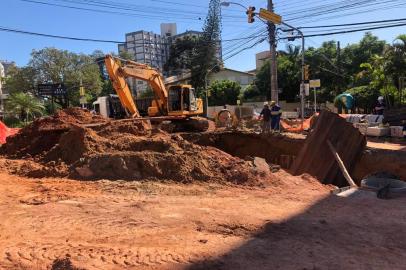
[268, 0, 278, 103]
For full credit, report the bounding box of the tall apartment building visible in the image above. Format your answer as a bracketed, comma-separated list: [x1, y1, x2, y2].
[161, 23, 177, 38]
[118, 23, 222, 95]
[118, 25, 173, 95]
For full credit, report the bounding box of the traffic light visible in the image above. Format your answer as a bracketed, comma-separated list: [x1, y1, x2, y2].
[79, 86, 85, 96]
[246, 6, 255, 23]
[304, 65, 310, 81]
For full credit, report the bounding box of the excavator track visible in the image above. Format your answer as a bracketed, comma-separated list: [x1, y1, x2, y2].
[171, 117, 210, 132]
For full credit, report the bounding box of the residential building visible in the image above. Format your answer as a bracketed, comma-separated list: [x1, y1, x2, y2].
[164, 67, 254, 90]
[118, 24, 222, 95]
[170, 30, 202, 41]
[0, 60, 15, 116]
[118, 30, 168, 94]
[207, 68, 254, 90]
[256, 51, 270, 71]
[160, 23, 177, 38]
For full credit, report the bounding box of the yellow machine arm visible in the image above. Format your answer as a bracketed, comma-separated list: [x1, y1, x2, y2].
[104, 55, 140, 117]
[104, 55, 168, 117]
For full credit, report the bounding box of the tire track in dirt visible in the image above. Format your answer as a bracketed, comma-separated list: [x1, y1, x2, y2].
[1, 243, 195, 269]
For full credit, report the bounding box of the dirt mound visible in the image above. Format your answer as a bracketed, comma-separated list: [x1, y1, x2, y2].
[53, 107, 107, 125]
[1, 108, 109, 158]
[0, 108, 267, 185]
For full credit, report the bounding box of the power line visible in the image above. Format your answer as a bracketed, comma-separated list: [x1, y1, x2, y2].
[223, 37, 267, 61]
[0, 25, 268, 45]
[298, 17, 406, 29]
[301, 22, 406, 38]
[18, 0, 205, 21]
[287, 1, 405, 25]
[18, 0, 247, 22]
[0, 26, 123, 43]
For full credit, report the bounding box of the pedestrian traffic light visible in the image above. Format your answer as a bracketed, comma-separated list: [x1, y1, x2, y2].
[246, 6, 255, 23]
[304, 65, 310, 81]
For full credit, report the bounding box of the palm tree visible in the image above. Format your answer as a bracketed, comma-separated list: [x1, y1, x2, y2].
[389, 35, 406, 104]
[6, 92, 45, 123]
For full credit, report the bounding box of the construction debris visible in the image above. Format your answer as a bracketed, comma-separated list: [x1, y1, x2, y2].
[290, 110, 366, 187]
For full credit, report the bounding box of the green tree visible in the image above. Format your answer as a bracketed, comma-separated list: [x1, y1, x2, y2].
[359, 55, 398, 107]
[164, 36, 199, 75]
[253, 60, 271, 99]
[3, 65, 36, 94]
[191, 0, 222, 94]
[6, 92, 45, 122]
[278, 45, 301, 101]
[29, 47, 103, 106]
[346, 85, 380, 113]
[243, 83, 263, 101]
[385, 34, 406, 103]
[342, 32, 385, 82]
[208, 80, 241, 106]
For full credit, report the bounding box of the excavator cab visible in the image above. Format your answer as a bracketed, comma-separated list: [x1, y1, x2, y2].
[167, 85, 202, 116]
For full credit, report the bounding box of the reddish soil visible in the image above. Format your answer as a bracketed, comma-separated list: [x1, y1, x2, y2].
[0, 109, 267, 185]
[0, 109, 405, 269]
[0, 170, 405, 269]
[182, 131, 304, 169]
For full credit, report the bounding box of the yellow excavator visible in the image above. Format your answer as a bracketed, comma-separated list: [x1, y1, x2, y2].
[103, 55, 209, 131]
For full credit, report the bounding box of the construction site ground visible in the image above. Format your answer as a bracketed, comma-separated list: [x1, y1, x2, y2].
[0, 169, 405, 270]
[366, 137, 406, 151]
[0, 109, 405, 269]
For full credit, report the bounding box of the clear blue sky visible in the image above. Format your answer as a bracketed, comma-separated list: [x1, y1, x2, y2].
[0, 0, 405, 71]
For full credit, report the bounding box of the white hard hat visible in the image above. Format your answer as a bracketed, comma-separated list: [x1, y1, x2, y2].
[378, 96, 384, 101]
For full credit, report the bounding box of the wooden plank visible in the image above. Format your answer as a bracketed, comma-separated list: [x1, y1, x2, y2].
[327, 140, 357, 187]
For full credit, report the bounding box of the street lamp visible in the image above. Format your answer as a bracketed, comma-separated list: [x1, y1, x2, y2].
[220, 1, 247, 10]
[205, 65, 220, 118]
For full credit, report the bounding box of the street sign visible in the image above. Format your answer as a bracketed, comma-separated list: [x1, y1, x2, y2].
[259, 8, 282, 24]
[37, 83, 67, 96]
[237, 100, 241, 105]
[310, 79, 321, 88]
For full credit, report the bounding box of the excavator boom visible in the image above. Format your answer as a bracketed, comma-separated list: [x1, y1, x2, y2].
[104, 55, 140, 117]
[105, 55, 168, 117]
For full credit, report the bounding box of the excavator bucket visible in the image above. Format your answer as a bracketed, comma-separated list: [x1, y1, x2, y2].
[104, 55, 140, 117]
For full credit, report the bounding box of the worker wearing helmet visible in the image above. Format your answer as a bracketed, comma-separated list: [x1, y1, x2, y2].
[259, 102, 271, 133]
[374, 96, 385, 115]
[270, 101, 282, 132]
